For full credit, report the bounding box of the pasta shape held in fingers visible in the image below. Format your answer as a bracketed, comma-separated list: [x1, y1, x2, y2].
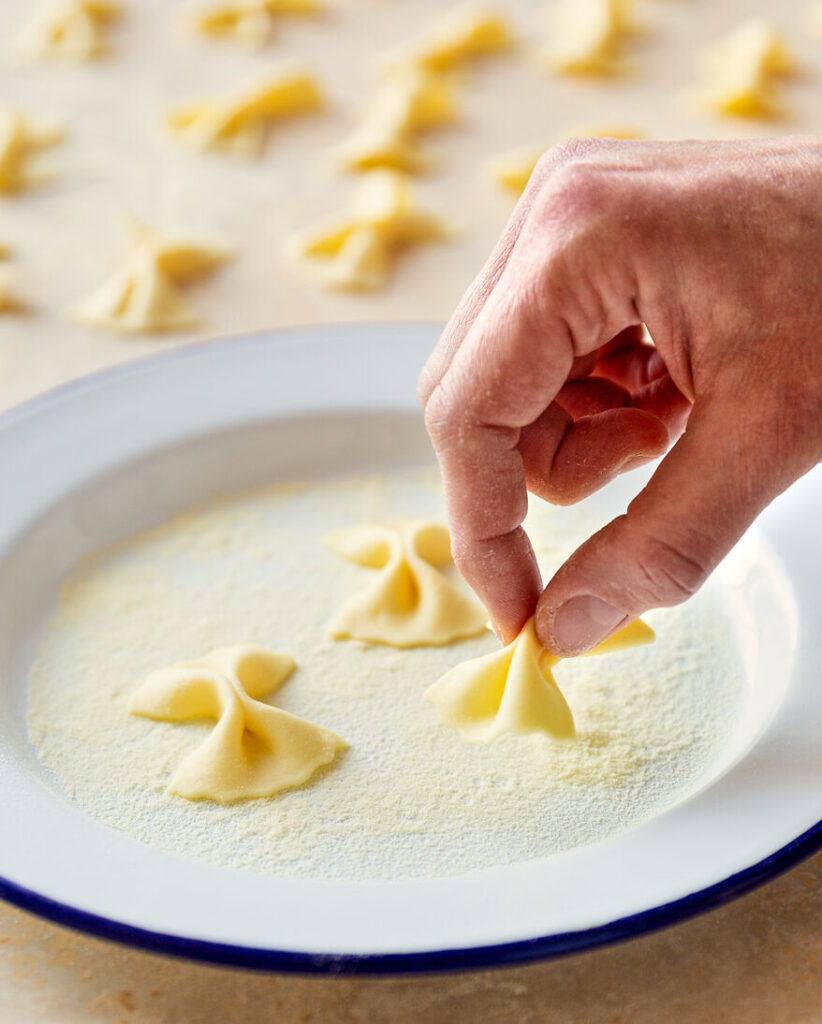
[425, 616, 655, 743]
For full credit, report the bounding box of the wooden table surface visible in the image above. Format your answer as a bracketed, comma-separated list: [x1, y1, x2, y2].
[2, 852, 821, 1023]
[1, 0, 820, 1019]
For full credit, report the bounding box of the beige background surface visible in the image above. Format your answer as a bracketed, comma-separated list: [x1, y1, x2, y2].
[1, 0, 821, 1020]
[2, 851, 822, 1022]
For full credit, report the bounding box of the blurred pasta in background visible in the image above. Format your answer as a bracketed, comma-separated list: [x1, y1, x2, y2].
[0, 0, 817, 409]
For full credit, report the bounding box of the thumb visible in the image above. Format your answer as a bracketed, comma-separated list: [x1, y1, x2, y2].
[535, 405, 786, 656]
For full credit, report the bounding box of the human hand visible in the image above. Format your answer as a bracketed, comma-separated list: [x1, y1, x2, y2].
[419, 137, 822, 656]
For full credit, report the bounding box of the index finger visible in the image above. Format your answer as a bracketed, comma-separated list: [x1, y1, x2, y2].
[425, 250, 579, 640]
[426, 205, 640, 639]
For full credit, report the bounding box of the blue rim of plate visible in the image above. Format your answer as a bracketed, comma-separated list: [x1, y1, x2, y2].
[1, 327, 820, 974]
[1, 819, 821, 974]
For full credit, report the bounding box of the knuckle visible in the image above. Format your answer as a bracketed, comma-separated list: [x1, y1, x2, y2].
[540, 137, 602, 175]
[626, 527, 710, 607]
[423, 382, 459, 448]
[545, 160, 612, 220]
[532, 145, 643, 238]
[495, 273, 554, 356]
[449, 532, 473, 572]
[416, 365, 434, 408]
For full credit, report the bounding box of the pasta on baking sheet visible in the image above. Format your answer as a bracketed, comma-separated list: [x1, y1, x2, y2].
[129, 645, 346, 802]
[376, 5, 512, 74]
[425, 617, 654, 743]
[541, 0, 636, 76]
[692, 19, 795, 118]
[335, 65, 457, 174]
[17, 1, 121, 60]
[544, 0, 638, 76]
[339, 6, 508, 176]
[0, 246, 24, 313]
[286, 169, 451, 290]
[166, 70, 323, 155]
[487, 143, 545, 195]
[0, 108, 62, 194]
[325, 520, 487, 647]
[191, 0, 320, 46]
[71, 220, 230, 333]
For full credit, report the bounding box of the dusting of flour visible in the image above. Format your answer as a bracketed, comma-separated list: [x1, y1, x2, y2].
[28, 470, 744, 881]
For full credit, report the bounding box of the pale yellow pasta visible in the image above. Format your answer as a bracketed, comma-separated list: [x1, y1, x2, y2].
[129, 645, 347, 802]
[0, 248, 23, 313]
[425, 616, 655, 743]
[71, 220, 230, 333]
[0, 108, 62, 194]
[486, 144, 545, 195]
[693, 19, 795, 118]
[166, 71, 323, 155]
[377, 5, 512, 74]
[286, 170, 451, 290]
[17, 0, 120, 60]
[325, 520, 487, 647]
[191, 0, 320, 46]
[335, 66, 457, 173]
[352, 7, 508, 177]
[541, 0, 635, 76]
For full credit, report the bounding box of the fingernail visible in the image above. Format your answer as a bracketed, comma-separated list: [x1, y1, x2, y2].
[550, 596, 627, 656]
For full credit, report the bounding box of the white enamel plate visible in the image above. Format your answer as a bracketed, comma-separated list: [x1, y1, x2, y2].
[0, 325, 820, 973]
